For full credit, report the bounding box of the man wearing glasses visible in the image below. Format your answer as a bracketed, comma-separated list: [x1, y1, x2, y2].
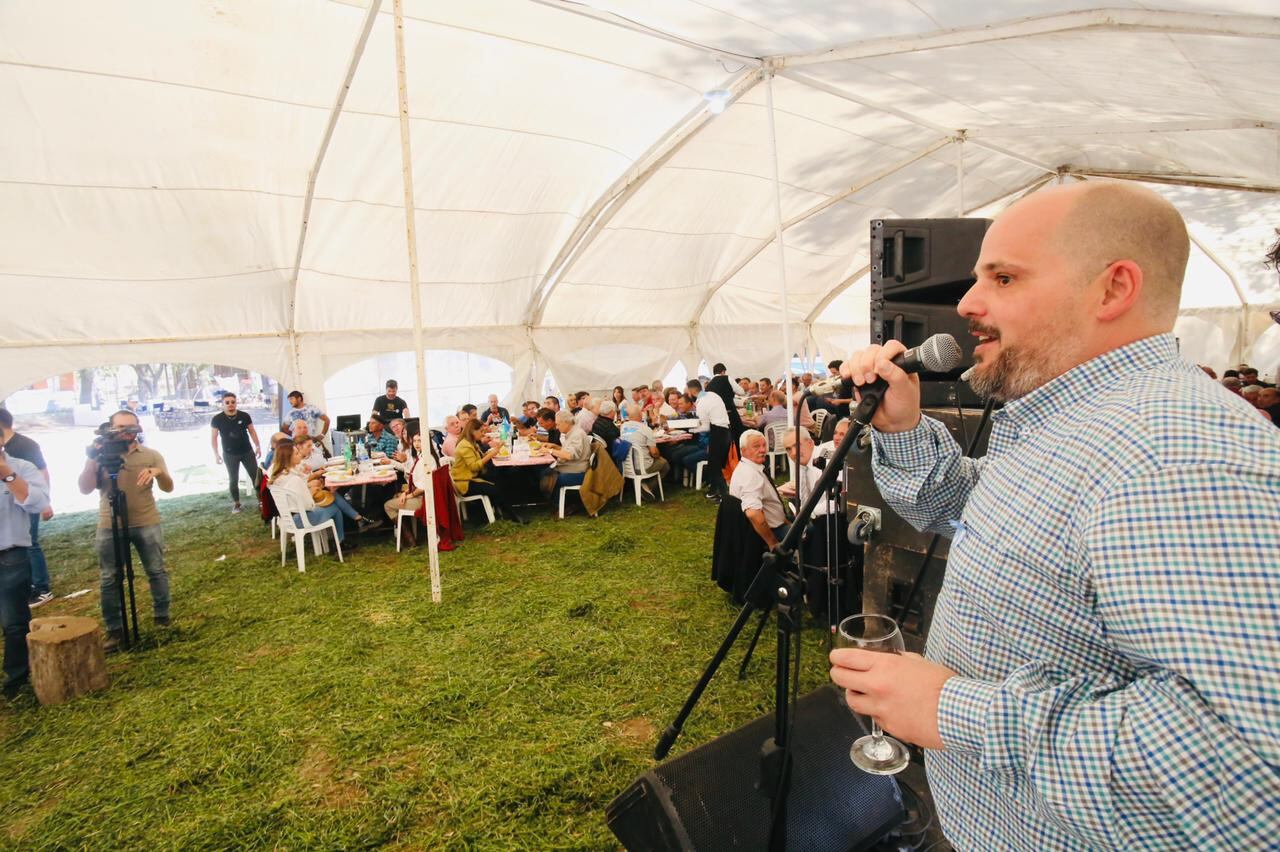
[210, 393, 261, 514]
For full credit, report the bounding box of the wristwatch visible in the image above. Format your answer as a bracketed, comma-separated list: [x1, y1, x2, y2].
[1, 473, 16, 483]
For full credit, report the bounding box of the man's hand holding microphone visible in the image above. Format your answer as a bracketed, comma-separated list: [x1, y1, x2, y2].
[829, 335, 961, 751]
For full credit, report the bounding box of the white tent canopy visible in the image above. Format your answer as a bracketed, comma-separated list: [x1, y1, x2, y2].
[3, 0, 1279, 406]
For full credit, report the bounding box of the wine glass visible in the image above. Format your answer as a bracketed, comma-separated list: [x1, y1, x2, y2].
[835, 614, 910, 775]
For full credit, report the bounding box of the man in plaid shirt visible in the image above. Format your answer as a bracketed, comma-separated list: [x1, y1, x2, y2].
[831, 181, 1280, 849]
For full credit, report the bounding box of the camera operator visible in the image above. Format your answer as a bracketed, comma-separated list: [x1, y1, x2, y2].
[0, 440, 50, 697]
[77, 410, 173, 651]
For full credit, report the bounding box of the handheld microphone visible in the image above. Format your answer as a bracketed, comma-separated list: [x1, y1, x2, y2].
[808, 334, 962, 397]
[849, 333, 962, 427]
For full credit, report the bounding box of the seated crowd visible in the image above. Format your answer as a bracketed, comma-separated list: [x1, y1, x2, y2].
[1202, 363, 1280, 424]
[247, 362, 860, 557]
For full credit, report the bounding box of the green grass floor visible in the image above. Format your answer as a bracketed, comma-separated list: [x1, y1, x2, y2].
[0, 488, 839, 849]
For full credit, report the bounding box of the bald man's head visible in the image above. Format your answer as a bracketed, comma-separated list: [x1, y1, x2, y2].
[1048, 182, 1189, 325]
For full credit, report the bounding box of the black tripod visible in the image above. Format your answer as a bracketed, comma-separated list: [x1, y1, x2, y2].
[105, 467, 141, 650]
[656, 384, 881, 850]
[736, 425, 857, 681]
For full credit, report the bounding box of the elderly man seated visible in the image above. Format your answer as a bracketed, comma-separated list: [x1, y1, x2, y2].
[747, 390, 789, 437]
[816, 417, 851, 459]
[777, 427, 841, 517]
[540, 410, 592, 497]
[620, 404, 670, 487]
[574, 394, 597, 432]
[440, 415, 463, 457]
[592, 400, 620, 444]
[480, 394, 510, 426]
[729, 429, 788, 549]
[365, 418, 399, 457]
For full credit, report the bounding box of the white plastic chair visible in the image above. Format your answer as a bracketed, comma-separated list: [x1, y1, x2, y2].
[269, 485, 343, 573]
[442, 456, 495, 525]
[683, 459, 708, 490]
[620, 445, 664, 506]
[558, 483, 582, 519]
[395, 508, 419, 552]
[812, 409, 829, 435]
[765, 422, 790, 478]
[457, 490, 496, 524]
[556, 435, 604, 518]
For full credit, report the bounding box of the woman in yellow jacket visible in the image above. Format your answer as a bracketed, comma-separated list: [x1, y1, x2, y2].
[450, 418, 528, 525]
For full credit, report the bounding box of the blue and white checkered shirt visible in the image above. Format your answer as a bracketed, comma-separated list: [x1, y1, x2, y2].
[872, 334, 1280, 850]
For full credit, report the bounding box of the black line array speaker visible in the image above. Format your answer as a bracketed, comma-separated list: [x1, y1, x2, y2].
[871, 218, 991, 408]
[606, 688, 905, 851]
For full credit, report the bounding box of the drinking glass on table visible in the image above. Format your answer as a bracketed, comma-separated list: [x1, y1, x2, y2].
[835, 614, 910, 775]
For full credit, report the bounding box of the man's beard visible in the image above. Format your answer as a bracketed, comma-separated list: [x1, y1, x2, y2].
[966, 320, 1081, 402]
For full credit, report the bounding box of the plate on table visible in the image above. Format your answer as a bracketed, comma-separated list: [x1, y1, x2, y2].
[325, 458, 345, 467]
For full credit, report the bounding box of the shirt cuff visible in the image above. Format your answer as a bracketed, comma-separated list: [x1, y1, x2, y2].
[871, 417, 935, 468]
[937, 676, 998, 755]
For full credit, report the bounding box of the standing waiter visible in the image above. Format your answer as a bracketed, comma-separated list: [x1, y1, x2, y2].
[0, 440, 50, 698]
[829, 181, 1280, 848]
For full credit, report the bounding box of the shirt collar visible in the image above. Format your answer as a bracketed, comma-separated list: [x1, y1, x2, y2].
[740, 457, 763, 471]
[994, 333, 1178, 433]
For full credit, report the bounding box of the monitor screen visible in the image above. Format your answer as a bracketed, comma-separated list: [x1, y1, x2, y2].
[335, 414, 361, 432]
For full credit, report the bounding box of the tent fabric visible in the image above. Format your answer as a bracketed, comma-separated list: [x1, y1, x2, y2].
[3, 0, 1279, 406]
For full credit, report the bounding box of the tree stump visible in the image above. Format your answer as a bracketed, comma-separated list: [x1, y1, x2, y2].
[27, 616, 110, 706]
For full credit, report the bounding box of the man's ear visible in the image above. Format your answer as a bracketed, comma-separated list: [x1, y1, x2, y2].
[1094, 259, 1143, 322]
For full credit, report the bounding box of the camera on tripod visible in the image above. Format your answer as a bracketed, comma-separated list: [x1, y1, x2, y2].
[86, 422, 141, 473]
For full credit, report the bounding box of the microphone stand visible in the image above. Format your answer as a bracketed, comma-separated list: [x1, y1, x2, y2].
[656, 377, 885, 850]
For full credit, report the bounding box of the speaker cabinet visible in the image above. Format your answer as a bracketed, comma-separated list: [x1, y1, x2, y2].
[844, 408, 993, 650]
[606, 688, 905, 850]
[870, 218, 991, 407]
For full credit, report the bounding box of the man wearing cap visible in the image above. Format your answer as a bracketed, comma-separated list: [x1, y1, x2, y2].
[371, 380, 409, 425]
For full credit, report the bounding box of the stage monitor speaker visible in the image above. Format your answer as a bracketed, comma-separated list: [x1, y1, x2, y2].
[870, 218, 990, 406]
[871, 217, 991, 303]
[606, 688, 905, 851]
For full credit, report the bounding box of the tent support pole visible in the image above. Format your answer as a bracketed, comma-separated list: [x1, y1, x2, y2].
[393, 0, 440, 603]
[765, 70, 796, 427]
[287, 0, 383, 355]
[1187, 229, 1251, 364]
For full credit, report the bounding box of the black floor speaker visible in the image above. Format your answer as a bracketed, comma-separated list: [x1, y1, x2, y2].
[606, 688, 905, 851]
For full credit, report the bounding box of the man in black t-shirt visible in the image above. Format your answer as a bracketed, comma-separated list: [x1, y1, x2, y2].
[209, 393, 261, 513]
[371, 379, 409, 425]
[0, 409, 54, 607]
